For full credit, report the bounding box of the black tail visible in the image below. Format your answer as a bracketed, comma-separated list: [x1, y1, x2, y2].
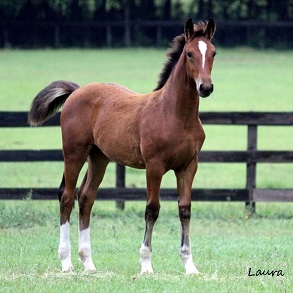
[28, 80, 80, 126]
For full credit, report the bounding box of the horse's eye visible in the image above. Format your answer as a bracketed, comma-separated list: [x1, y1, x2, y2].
[186, 51, 192, 58]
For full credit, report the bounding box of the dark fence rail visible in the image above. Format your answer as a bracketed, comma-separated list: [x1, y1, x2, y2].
[1, 111, 293, 209]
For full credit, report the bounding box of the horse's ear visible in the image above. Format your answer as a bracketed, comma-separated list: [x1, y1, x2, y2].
[205, 17, 216, 39]
[185, 18, 194, 41]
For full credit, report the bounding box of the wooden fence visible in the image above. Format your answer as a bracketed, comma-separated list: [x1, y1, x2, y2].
[1, 111, 293, 211]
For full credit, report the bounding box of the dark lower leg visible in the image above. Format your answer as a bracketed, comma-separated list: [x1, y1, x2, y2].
[140, 203, 160, 274]
[139, 163, 163, 274]
[179, 204, 199, 274]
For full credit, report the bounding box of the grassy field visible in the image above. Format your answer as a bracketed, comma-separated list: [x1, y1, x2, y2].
[0, 48, 293, 189]
[0, 48, 292, 292]
[0, 200, 292, 292]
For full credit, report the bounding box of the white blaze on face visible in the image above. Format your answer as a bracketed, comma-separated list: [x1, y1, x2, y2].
[198, 40, 207, 69]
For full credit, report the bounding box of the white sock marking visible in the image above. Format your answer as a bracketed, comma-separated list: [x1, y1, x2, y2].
[139, 243, 153, 274]
[79, 227, 96, 272]
[180, 244, 199, 275]
[198, 41, 207, 69]
[79, 227, 91, 246]
[58, 221, 74, 272]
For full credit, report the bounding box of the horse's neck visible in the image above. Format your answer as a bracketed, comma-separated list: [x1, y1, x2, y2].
[162, 55, 200, 122]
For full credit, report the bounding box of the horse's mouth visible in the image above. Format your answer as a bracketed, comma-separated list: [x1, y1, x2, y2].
[199, 90, 213, 98]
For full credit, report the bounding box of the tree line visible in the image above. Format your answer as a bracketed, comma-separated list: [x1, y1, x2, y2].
[1, 0, 293, 22]
[0, 0, 292, 48]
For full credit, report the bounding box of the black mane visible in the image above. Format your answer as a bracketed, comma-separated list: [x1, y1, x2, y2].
[154, 21, 207, 91]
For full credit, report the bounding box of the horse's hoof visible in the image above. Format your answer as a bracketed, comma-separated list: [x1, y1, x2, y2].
[62, 264, 75, 273]
[84, 264, 97, 273]
[185, 268, 200, 275]
[140, 269, 154, 275]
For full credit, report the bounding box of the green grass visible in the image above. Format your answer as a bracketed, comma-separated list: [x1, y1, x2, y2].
[1, 47, 293, 112]
[0, 48, 293, 190]
[1, 48, 293, 112]
[0, 200, 292, 292]
[1, 48, 292, 292]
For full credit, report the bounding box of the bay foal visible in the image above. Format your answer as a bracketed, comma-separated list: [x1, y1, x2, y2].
[28, 18, 216, 274]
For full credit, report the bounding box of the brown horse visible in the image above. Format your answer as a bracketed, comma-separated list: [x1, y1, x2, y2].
[28, 18, 216, 274]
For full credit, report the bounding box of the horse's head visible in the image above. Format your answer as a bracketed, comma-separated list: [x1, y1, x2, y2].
[184, 18, 216, 98]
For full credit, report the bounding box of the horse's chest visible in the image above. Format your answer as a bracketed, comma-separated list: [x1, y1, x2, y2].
[169, 122, 205, 152]
[141, 121, 205, 169]
[170, 129, 205, 166]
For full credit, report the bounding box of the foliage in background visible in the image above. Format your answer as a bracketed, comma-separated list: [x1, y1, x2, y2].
[1, 0, 293, 21]
[0, 1, 293, 48]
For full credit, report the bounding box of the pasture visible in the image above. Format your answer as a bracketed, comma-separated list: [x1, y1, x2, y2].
[1, 48, 293, 189]
[0, 48, 293, 292]
[0, 200, 292, 292]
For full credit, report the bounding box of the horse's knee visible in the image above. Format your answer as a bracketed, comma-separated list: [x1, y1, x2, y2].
[78, 191, 95, 212]
[145, 201, 160, 222]
[178, 203, 191, 221]
[60, 194, 74, 208]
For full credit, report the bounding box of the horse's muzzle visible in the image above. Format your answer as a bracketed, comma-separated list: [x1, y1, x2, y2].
[199, 84, 214, 98]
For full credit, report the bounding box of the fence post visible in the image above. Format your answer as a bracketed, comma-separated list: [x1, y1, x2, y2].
[124, 4, 131, 47]
[245, 124, 257, 215]
[115, 164, 126, 210]
[4, 28, 10, 48]
[156, 24, 162, 46]
[54, 23, 60, 48]
[106, 24, 112, 48]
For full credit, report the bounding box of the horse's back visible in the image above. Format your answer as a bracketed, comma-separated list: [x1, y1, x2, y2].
[61, 82, 143, 121]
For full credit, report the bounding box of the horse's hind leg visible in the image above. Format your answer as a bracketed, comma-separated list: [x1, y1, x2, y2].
[77, 145, 109, 272]
[58, 145, 90, 272]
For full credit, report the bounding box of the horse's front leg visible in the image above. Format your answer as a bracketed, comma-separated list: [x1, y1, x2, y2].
[175, 159, 199, 275]
[140, 163, 164, 274]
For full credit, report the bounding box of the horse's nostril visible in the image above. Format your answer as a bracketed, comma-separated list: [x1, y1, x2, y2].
[199, 84, 213, 97]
